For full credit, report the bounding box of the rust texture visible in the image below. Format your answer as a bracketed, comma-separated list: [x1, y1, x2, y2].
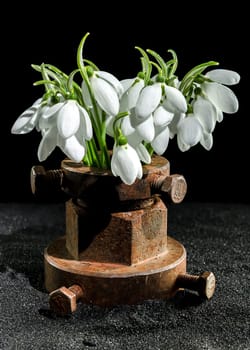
[45, 236, 186, 307]
[62, 156, 172, 263]
[30, 155, 217, 314]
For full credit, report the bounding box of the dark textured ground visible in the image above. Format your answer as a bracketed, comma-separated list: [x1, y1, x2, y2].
[0, 202, 249, 350]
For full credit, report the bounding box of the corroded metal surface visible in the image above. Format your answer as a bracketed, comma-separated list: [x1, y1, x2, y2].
[61, 155, 170, 201]
[65, 196, 168, 264]
[45, 236, 186, 306]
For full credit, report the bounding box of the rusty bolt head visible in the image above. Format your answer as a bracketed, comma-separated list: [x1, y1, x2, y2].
[161, 174, 187, 204]
[49, 286, 77, 316]
[30, 165, 46, 196]
[198, 271, 216, 299]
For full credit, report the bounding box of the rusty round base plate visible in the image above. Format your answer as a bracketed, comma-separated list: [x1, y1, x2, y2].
[44, 236, 186, 306]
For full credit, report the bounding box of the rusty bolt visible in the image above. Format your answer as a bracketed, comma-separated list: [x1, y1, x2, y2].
[30, 165, 63, 197]
[49, 284, 84, 316]
[176, 271, 216, 299]
[160, 174, 187, 204]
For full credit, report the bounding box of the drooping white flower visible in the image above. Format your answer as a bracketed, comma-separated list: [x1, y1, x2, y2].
[193, 96, 217, 134]
[121, 115, 135, 136]
[120, 77, 145, 112]
[151, 126, 170, 155]
[135, 83, 162, 120]
[126, 131, 151, 164]
[133, 115, 155, 142]
[153, 106, 174, 127]
[169, 113, 185, 138]
[163, 85, 187, 114]
[177, 116, 203, 151]
[56, 100, 81, 138]
[96, 71, 124, 98]
[89, 71, 122, 116]
[36, 99, 92, 163]
[111, 143, 143, 185]
[37, 126, 57, 161]
[57, 134, 86, 163]
[11, 98, 42, 134]
[202, 82, 239, 114]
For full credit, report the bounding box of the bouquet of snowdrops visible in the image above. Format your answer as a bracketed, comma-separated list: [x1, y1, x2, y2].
[11, 33, 240, 185]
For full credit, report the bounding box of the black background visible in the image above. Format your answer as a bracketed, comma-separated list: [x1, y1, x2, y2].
[1, 3, 249, 203]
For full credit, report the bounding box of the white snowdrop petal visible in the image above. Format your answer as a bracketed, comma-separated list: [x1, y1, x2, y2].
[111, 145, 142, 185]
[168, 113, 185, 138]
[42, 102, 64, 119]
[135, 143, 151, 164]
[39, 113, 57, 130]
[97, 71, 124, 98]
[126, 131, 143, 147]
[178, 116, 203, 146]
[136, 115, 155, 142]
[216, 108, 224, 123]
[151, 127, 170, 155]
[81, 80, 93, 108]
[111, 149, 133, 184]
[120, 79, 135, 93]
[200, 132, 213, 150]
[58, 135, 85, 163]
[177, 134, 190, 152]
[153, 106, 174, 126]
[105, 115, 115, 137]
[163, 86, 187, 113]
[136, 161, 143, 179]
[91, 76, 120, 116]
[78, 105, 93, 140]
[121, 115, 135, 136]
[202, 82, 239, 114]
[120, 79, 145, 112]
[135, 83, 162, 119]
[57, 101, 80, 138]
[206, 69, 240, 86]
[193, 97, 217, 133]
[11, 99, 42, 134]
[127, 79, 145, 109]
[37, 127, 57, 161]
[11, 113, 35, 134]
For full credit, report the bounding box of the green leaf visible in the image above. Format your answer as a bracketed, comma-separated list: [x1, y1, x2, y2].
[135, 46, 152, 84]
[147, 49, 168, 78]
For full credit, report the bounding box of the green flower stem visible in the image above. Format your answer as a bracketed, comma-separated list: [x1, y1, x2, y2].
[147, 49, 169, 78]
[135, 47, 152, 85]
[77, 34, 111, 169]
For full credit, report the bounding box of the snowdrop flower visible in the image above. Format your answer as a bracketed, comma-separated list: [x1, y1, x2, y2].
[120, 77, 145, 112]
[177, 116, 203, 152]
[162, 85, 187, 114]
[126, 131, 151, 164]
[202, 69, 240, 116]
[135, 83, 162, 120]
[175, 96, 217, 152]
[88, 70, 123, 116]
[111, 143, 143, 185]
[37, 100, 92, 162]
[11, 33, 240, 185]
[150, 107, 174, 155]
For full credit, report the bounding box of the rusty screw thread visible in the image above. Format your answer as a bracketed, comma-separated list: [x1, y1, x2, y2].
[45, 169, 63, 187]
[151, 174, 187, 204]
[176, 271, 216, 299]
[68, 284, 84, 299]
[30, 166, 63, 196]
